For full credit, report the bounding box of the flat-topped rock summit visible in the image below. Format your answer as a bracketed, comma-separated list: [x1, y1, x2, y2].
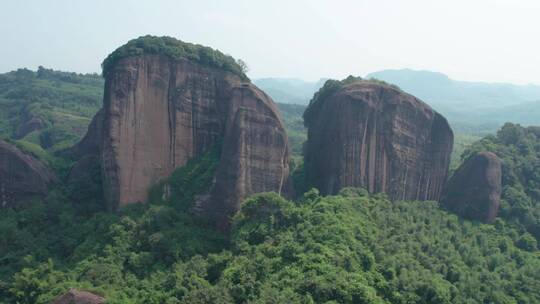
[71, 36, 292, 224]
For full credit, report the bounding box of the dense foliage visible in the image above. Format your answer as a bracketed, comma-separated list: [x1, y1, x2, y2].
[1, 67, 539, 303]
[0, 67, 102, 153]
[2, 187, 540, 303]
[463, 123, 540, 242]
[0, 145, 227, 303]
[101, 35, 248, 80]
[276, 103, 307, 158]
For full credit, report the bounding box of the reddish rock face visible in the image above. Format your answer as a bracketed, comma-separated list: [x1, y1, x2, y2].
[53, 289, 105, 304]
[304, 81, 454, 201]
[0, 140, 56, 208]
[440, 151, 502, 223]
[204, 84, 292, 227]
[74, 54, 291, 219]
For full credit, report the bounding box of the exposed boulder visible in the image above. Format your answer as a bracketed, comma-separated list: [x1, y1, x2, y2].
[0, 140, 56, 208]
[440, 151, 502, 223]
[304, 78, 454, 201]
[53, 289, 105, 304]
[73, 36, 292, 223]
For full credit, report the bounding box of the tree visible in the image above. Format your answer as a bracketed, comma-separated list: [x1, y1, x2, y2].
[236, 59, 249, 74]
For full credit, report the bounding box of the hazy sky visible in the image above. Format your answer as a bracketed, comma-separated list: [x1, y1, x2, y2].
[1, 0, 539, 84]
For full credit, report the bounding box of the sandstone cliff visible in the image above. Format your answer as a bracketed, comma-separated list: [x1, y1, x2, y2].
[0, 140, 56, 208]
[204, 83, 293, 225]
[304, 79, 454, 201]
[72, 37, 291, 221]
[440, 151, 502, 223]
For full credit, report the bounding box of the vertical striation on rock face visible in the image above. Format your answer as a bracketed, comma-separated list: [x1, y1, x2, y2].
[440, 151, 502, 223]
[100, 55, 237, 207]
[73, 37, 291, 223]
[304, 80, 454, 201]
[204, 83, 292, 227]
[0, 140, 56, 208]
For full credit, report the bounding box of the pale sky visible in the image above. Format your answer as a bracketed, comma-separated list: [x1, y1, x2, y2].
[1, 0, 539, 84]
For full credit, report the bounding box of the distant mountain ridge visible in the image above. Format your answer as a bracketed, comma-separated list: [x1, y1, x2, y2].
[253, 78, 327, 105]
[367, 69, 540, 130]
[256, 70, 540, 133]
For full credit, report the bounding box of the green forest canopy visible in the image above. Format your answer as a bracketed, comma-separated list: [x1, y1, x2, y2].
[0, 66, 539, 302]
[101, 35, 249, 80]
[464, 123, 540, 240]
[2, 187, 539, 303]
[2, 122, 540, 303]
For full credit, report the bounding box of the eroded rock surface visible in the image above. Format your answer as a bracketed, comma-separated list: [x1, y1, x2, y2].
[53, 289, 105, 304]
[304, 80, 454, 201]
[0, 140, 56, 208]
[204, 83, 292, 226]
[440, 151, 502, 223]
[74, 52, 291, 221]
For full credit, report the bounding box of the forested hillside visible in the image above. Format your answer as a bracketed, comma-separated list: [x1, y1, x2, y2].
[463, 123, 540, 240]
[1, 67, 540, 303]
[0, 67, 102, 154]
[2, 186, 539, 303]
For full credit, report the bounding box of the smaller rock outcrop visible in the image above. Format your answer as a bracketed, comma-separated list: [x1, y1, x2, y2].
[440, 151, 502, 223]
[0, 140, 56, 208]
[53, 289, 105, 304]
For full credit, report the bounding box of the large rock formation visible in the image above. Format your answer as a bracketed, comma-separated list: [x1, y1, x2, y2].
[53, 289, 105, 304]
[304, 78, 454, 201]
[440, 151, 502, 223]
[72, 37, 291, 222]
[0, 140, 56, 208]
